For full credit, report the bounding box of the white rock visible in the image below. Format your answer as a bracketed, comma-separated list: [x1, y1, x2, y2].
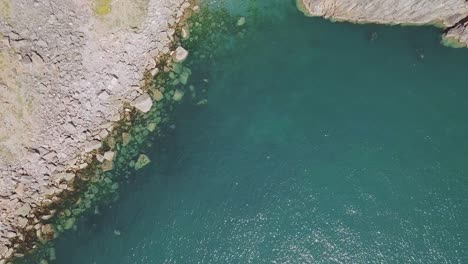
[173, 46, 188, 63]
[103, 151, 115, 161]
[84, 140, 102, 152]
[131, 93, 153, 113]
[96, 154, 104, 163]
[99, 129, 109, 139]
[150, 66, 159, 76]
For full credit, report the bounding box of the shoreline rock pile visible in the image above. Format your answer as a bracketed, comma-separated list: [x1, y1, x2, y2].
[0, 0, 193, 261]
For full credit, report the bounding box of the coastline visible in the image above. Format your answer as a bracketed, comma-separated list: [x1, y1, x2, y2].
[296, 0, 468, 48]
[1, 0, 467, 262]
[0, 0, 196, 262]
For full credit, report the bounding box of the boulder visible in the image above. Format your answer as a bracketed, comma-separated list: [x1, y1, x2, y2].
[131, 93, 153, 113]
[54, 172, 75, 183]
[179, 68, 191, 85]
[172, 89, 184, 102]
[85, 140, 102, 152]
[135, 154, 151, 170]
[102, 160, 113, 172]
[63, 217, 75, 230]
[152, 89, 164, 101]
[103, 151, 115, 161]
[173, 46, 188, 62]
[17, 217, 28, 228]
[16, 204, 31, 216]
[41, 224, 55, 239]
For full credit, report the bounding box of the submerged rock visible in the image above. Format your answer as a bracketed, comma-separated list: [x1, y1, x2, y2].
[147, 123, 157, 132]
[122, 132, 131, 146]
[172, 90, 185, 102]
[135, 154, 151, 170]
[63, 217, 75, 230]
[179, 68, 191, 85]
[237, 17, 246, 26]
[152, 89, 164, 102]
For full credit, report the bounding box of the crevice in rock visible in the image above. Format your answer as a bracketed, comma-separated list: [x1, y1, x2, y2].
[443, 15, 468, 34]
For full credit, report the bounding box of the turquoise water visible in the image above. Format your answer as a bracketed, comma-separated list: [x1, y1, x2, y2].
[51, 2, 468, 263]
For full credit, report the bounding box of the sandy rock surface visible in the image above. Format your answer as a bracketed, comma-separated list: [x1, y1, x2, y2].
[298, 0, 468, 47]
[0, 0, 189, 259]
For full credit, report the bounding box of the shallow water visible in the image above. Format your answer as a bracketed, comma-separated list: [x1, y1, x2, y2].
[51, 2, 468, 263]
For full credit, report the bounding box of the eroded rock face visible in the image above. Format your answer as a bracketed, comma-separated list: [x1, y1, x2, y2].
[0, 0, 191, 259]
[298, 0, 468, 47]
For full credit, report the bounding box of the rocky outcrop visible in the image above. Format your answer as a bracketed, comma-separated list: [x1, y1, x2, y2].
[0, 0, 192, 260]
[297, 0, 468, 47]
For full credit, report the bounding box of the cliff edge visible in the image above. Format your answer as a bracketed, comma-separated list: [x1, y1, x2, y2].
[297, 0, 468, 47]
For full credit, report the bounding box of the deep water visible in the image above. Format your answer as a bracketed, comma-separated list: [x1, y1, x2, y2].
[52, 2, 468, 263]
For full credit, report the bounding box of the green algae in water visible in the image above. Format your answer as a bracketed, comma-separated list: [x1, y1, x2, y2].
[27, 2, 468, 264]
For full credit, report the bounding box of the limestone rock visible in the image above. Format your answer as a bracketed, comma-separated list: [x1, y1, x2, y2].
[131, 93, 153, 113]
[54, 172, 76, 183]
[16, 204, 31, 217]
[173, 46, 189, 62]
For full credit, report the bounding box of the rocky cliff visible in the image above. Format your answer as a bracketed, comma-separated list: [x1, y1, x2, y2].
[0, 0, 191, 260]
[297, 0, 468, 47]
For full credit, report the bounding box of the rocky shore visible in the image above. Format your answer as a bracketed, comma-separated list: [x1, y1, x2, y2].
[0, 0, 193, 261]
[297, 0, 468, 47]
